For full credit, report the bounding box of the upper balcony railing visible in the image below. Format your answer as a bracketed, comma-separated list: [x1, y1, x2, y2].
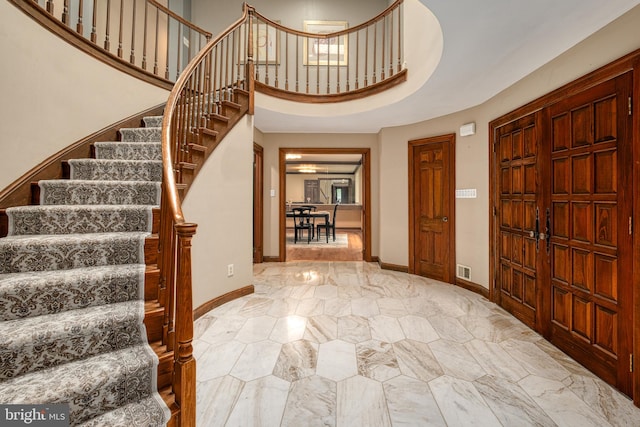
[249, 0, 406, 102]
[14, 0, 406, 100]
[15, 0, 212, 85]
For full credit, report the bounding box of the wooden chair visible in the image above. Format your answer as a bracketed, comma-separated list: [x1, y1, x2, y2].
[317, 204, 339, 243]
[292, 207, 314, 243]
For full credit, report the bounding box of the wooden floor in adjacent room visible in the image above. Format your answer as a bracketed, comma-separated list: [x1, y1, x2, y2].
[286, 229, 363, 261]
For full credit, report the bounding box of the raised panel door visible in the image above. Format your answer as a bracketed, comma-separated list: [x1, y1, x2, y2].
[494, 113, 542, 329]
[410, 136, 454, 282]
[546, 73, 632, 395]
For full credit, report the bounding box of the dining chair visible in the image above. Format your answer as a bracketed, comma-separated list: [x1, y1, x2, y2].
[292, 207, 314, 243]
[317, 204, 339, 243]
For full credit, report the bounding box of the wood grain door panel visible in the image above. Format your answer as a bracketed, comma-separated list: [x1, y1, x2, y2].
[409, 134, 455, 283]
[546, 73, 633, 394]
[494, 113, 542, 329]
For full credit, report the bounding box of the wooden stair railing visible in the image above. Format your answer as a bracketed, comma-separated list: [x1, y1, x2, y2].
[159, 5, 253, 426]
[250, 0, 407, 102]
[9, 0, 212, 87]
[159, 4, 409, 424]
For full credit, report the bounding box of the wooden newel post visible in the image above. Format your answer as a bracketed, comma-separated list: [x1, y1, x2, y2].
[173, 222, 197, 427]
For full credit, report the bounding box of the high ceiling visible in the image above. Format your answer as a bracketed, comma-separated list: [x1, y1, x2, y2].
[254, 0, 640, 133]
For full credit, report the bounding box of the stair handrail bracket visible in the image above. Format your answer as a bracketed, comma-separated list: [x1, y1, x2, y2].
[159, 5, 252, 426]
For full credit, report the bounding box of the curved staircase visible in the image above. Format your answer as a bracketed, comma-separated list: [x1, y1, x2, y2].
[0, 116, 171, 426]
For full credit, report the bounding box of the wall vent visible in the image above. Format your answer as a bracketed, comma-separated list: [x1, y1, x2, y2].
[457, 264, 471, 280]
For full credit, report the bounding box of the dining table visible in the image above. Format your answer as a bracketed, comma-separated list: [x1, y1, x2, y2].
[286, 209, 331, 242]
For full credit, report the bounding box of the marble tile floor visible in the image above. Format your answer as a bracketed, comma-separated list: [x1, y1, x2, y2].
[194, 262, 640, 426]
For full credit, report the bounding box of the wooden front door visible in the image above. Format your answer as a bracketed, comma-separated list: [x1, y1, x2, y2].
[546, 73, 633, 394]
[409, 134, 455, 282]
[494, 113, 544, 331]
[493, 73, 633, 396]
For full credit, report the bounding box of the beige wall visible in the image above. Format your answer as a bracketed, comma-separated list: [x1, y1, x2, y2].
[259, 133, 379, 258]
[0, 1, 169, 190]
[183, 116, 255, 309]
[379, 4, 640, 288]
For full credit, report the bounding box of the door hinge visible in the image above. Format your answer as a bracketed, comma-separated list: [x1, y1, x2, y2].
[629, 216, 633, 235]
[493, 206, 497, 217]
[630, 354, 634, 373]
[629, 96, 632, 116]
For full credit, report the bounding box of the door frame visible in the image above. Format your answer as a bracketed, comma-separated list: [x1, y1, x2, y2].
[253, 143, 264, 263]
[408, 134, 456, 282]
[278, 147, 372, 262]
[489, 51, 640, 405]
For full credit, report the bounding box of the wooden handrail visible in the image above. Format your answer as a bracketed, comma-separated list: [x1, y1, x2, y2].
[160, 6, 251, 426]
[249, 0, 405, 100]
[147, 0, 211, 38]
[251, 0, 402, 38]
[159, 5, 405, 418]
[10, 0, 211, 84]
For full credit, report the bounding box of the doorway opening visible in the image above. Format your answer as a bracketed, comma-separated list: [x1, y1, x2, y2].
[279, 148, 372, 262]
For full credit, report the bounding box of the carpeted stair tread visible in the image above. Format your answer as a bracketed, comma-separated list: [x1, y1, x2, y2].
[39, 180, 161, 205]
[6, 205, 154, 235]
[0, 300, 146, 379]
[93, 142, 162, 161]
[143, 116, 163, 128]
[0, 113, 171, 424]
[0, 232, 148, 274]
[69, 159, 163, 182]
[119, 127, 161, 142]
[77, 395, 170, 427]
[0, 264, 145, 321]
[0, 344, 168, 426]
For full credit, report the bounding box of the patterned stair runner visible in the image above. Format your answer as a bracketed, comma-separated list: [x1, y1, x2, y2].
[0, 117, 170, 426]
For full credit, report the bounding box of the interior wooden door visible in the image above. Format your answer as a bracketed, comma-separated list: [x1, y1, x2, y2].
[409, 134, 455, 282]
[546, 73, 633, 395]
[494, 113, 545, 330]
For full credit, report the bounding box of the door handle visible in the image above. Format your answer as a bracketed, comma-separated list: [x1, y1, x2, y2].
[442, 216, 448, 222]
[528, 207, 550, 254]
[545, 207, 551, 254]
[533, 207, 540, 252]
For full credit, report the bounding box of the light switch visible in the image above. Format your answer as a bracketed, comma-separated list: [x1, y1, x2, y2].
[270, 189, 276, 197]
[455, 188, 477, 199]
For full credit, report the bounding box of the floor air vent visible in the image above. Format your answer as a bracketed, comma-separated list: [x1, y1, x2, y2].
[457, 264, 471, 280]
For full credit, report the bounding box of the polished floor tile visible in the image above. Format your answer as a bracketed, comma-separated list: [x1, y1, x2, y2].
[195, 262, 640, 426]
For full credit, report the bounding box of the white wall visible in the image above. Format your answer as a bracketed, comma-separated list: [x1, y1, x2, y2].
[378, 4, 640, 288]
[183, 116, 255, 309]
[0, 1, 169, 190]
